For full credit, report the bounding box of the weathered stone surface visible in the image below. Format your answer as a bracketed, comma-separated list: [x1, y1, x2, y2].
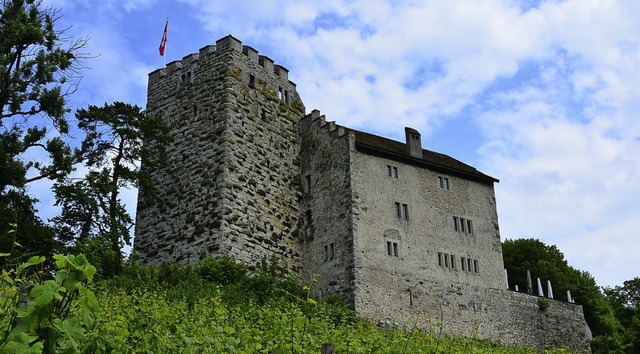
[134, 35, 592, 353]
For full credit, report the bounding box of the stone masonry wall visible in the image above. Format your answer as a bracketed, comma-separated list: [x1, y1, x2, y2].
[299, 110, 356, 303]
[134, 36, 305, 270]
[345, 134, 590, 352]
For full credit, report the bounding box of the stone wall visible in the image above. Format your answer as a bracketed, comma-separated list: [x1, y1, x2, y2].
[134, 35, 305, 269]
[299, 110, 356, 303]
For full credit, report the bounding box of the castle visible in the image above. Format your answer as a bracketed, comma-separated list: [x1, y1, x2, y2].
[134, 35, 592, 353]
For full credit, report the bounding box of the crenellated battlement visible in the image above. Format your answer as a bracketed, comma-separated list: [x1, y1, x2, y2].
[303, 109, 350, 138]
[149, 35, 296, 89]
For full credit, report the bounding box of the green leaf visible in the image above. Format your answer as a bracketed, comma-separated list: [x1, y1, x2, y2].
[16, 256, 45, 274]
[31, 280, 60, 307]
[0, 332, 43, 354]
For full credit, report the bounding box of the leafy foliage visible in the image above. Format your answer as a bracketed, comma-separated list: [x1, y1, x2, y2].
[88, 256, 553, 354]
[52, 102, 171, 278]
[602, 277, 640, 353]
[0, 253, 98, 353]
[0, 0, 87, 188]
[0, 0, 87, 268]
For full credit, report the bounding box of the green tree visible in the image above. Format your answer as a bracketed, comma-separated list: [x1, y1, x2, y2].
[603, 277, 640, 353]
[0, 0, 87, 264]
[53, 102, 170, 277]
[502, 238, 621, 351]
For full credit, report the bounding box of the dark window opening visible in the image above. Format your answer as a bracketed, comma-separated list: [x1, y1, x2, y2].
[387, 165, 398, 178]
[305, 174, 311, 193]
[249, 74, 255, 88]
[386, 241, 399, 257]
[438, 176, 450, 190]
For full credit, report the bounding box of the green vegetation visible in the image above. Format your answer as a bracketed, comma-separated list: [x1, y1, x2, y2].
[2, 254, 570, 353]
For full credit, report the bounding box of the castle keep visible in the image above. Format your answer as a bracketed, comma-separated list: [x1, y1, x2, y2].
[134, 35, 592, 353]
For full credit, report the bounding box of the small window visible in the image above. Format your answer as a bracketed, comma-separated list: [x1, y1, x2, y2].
[386, 241, 399, 257]
[468, 258, 473, 272]
[453, 216, 473, 234]
[438, 176, 450, 190]
[249, 74, 255, 88]
[460, 257, 466, 271]
[395, 203, 409, 220]
[450, 255, 456, 270]
[444, 253, 449, 268]
[437, 252, 443, 267]
[387, 165, 398, 178]
[324, 243, 335, 262]
[473, 260, 479, 274]
[305, 210, 313, 239]
[305, 174, 311, 193]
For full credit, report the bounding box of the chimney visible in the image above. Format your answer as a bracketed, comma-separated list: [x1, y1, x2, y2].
[405, 127, 422, 158]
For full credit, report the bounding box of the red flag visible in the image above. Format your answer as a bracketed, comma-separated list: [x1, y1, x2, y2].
[159, 19, 168, 56]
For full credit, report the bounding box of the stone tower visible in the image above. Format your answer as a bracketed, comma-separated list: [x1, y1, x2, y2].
[134, 35, 305, 268]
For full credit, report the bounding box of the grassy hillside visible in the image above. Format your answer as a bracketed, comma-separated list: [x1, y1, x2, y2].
[1, 255, 574, 353]
[86, 256, 569, 353]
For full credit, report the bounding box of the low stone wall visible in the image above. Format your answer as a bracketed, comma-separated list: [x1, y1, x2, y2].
[354, 281, 591, 353]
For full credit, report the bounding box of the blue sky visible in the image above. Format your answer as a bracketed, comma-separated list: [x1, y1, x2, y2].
[36, 0, 640, 288]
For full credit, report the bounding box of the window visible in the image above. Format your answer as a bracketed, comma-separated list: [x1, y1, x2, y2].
[249, 74, 255, 88]
[386, 241, 399, 257]
[437, 252, 464, 271]
[387, 165, 398, 178]
[438, 176, 450, 190]
[324, 243, 335, 262]
[305, 210, 313, 239]
[453, 216, 473, 235]
[459, 257, 479, 274]
[304, 174, 311, 193]
[395, 202, 409, 220]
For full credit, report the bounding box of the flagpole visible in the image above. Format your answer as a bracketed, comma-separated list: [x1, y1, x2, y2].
[159, 18, 168, 67]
